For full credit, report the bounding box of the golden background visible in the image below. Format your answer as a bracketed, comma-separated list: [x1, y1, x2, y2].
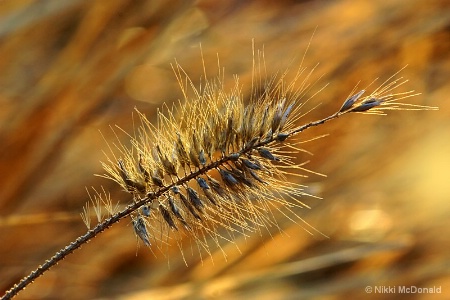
[0, 0, 449, 299]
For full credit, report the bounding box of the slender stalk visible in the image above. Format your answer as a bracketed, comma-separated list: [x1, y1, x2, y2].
[1, 110, 344, 300]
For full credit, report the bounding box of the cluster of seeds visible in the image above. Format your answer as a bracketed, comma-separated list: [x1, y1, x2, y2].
[100, 63, 316, 257]
[93, 61, 431, 259]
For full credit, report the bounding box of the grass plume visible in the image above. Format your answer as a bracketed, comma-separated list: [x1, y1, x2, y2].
[1, 45, 436, 300]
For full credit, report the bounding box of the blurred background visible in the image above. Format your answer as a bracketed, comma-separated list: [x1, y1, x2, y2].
[1, 0, 449, 299]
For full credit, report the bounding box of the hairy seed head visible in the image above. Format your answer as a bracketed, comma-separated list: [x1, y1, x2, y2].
[94, 50, 435, 261]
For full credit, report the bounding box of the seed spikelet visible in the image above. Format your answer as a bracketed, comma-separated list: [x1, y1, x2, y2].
[95, 49, 436, 262]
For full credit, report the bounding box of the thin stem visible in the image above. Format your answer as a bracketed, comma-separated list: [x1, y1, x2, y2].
[290, 112, 341, 136]
[1, 109, 343, 300]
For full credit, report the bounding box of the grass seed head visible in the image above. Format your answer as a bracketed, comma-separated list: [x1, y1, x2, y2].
[94, 48, 436, 262]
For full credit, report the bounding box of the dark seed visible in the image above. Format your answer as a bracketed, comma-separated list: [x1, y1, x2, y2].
[178, 192, 202, 220]
[276, 133, 289, 142]
[187, 187, 204, 211]
[351, 98, 381, 112]
[118, 159, 130, 183]
[176, 133, 189, 165]
[168, 196, 189, 229]
[189, 148, 200, 167]
[159, 205, 177, 230]
[258, 148, 279, 161]
[245, 137, 259, 149]
[171, 185, 181, 194]
[226, 117, 233, 143]
[191, 132, 201, 153]
[133, 215, 151, 246]
[196, 177, 210, 190]
[138, 155, 150, 183]
[219, 168, 239, 186]
[279, 103, 295, 130]
[249, 169, 267, 184]
[230, 168, 253, 187]
[208, 176, 227, 198]
[199, 149, 207, 165]
[141, 205, 151, 217]
[229, 153, 240, 160]
[134, 182, 146, 193]
[118, 159, 146, 193]
[203, 189, 218, 206]
[151, 172, 164, 187]
[272, 98, 286, 133]
[241, 159, 261, 170]
[168, 196, 180, 215]
[156, 145, 177, 175]
[340, 90, 365, 112]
